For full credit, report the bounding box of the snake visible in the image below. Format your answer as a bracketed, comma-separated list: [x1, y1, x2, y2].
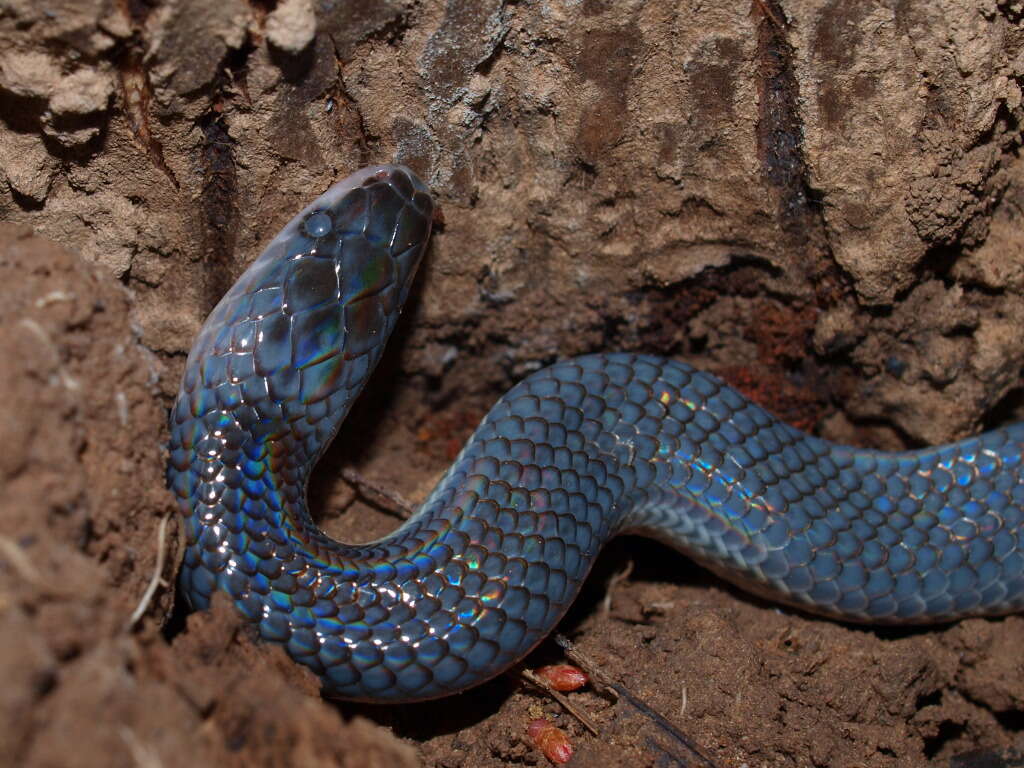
[167, 164, 1024, 703]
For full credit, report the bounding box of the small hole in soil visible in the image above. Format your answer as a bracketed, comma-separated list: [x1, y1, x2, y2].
[923, 720, 966, 760]
[161, 588, 191, 642]
[994, 707, 1024, 733]
[983, 386, 1024, 432]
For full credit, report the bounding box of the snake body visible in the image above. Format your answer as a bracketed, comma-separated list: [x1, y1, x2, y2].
[168, 165, 1024, 702]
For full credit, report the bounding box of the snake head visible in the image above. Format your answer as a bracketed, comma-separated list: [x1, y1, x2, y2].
[168, 165, 435, 499]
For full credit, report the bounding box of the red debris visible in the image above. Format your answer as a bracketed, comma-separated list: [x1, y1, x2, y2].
[527, 718, 573, 764]
[535, 664, 589, 692]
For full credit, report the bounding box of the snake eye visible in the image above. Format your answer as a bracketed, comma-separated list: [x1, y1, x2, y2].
[303, 210, 333, 238]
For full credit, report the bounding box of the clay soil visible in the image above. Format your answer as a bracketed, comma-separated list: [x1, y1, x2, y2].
[2, 1, 1024, 767]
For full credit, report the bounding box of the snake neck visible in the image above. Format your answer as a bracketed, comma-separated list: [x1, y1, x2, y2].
[167, 165, 433, 600]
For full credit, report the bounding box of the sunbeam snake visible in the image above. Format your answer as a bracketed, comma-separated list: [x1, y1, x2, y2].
[167, 164, 1024, 702]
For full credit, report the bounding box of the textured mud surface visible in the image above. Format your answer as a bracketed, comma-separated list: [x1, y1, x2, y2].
[2, 0, 1024, 766]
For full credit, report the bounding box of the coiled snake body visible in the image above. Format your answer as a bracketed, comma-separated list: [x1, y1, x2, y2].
[168, 165, 1024, 702]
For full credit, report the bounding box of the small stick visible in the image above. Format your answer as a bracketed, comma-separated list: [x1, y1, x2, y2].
[555, 635, 720, 768]
[127, 514, 173, 629]
[521, 668, 601, 736]
[753, 0, 786, 29]
[341, 467, 416, 519]
[601, 559, 634, 617]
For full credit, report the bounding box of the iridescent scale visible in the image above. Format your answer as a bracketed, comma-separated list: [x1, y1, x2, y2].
[167, 165, 1024, 702]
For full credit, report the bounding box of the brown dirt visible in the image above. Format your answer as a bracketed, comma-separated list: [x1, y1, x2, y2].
[2, 1, 1024, 766]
